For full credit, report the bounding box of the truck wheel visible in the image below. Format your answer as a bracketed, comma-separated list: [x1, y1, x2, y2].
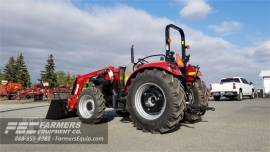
[249, 91, 255, 99]
[184, 79, 209, 122]
[237, 91, 243, 101]
[127, 69, 186, 133]
[77, 87, 105, 124]
[214, 96, 220, 101]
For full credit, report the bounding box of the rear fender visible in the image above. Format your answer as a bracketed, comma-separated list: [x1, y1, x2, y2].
[124, 61, 182, 92]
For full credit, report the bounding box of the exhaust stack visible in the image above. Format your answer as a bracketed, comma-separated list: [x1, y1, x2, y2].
[131, 45, 134, 63]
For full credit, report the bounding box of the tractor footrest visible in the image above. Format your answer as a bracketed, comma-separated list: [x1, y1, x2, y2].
[188, 104, 215, 112]
[205, 106, 215, 111]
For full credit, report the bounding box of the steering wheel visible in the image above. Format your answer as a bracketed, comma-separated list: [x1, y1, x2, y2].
[137, 58, 149, 64]
[133, 54, 165, 71]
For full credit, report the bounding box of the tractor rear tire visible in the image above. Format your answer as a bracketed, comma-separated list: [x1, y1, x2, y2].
[127, 69, 186, 133]
[184, 79, 209, 122]
[77, 87, 105, 124]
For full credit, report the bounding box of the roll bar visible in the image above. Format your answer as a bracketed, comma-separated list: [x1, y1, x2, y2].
[165, 24, 186, 63]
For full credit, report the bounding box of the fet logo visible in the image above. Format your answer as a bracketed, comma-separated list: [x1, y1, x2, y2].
[4, 121, 39, 134]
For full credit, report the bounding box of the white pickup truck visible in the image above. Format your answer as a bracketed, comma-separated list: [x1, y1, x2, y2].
[210, 77, 255, 101]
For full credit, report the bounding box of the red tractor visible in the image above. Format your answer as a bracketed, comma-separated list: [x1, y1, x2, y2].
[47, 24, 214, 133]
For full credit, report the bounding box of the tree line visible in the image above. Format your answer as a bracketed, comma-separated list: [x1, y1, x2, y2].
[0, 53, 31, 88]
[0, 53, 75, 88]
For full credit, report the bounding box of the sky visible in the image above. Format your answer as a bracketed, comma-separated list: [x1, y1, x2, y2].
[0, 0, 269, 88]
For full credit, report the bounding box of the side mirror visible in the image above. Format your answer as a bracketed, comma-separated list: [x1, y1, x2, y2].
[249, 82, 253, 85]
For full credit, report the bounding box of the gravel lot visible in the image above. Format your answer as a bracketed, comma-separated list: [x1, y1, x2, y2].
[0, 98, 269, 152]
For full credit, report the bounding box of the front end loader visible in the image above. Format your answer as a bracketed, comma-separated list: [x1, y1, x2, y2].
[46, 24, 214, 133]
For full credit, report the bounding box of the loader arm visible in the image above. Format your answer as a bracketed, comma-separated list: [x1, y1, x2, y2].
[67, 66, 116, 111]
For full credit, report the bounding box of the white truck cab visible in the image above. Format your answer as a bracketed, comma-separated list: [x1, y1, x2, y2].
[210, 77, 254, 101]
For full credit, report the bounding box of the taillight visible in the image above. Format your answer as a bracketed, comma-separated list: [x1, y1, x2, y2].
[233, 83, 236, 89]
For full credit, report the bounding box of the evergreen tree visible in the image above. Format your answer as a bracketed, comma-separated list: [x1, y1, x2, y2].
[40, 54, 57, 87]
[3, 56, 17, 82]
[0, 69, 4, 81]
[16, 53, 31, 88]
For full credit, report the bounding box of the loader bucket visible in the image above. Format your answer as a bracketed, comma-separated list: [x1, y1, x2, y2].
[46, 99, 76, 119]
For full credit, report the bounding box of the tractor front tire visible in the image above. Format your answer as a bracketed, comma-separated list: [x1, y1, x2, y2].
[127, 69, 186, 133]
[77, 87, 105, 124]
[184, 79, 209, 122]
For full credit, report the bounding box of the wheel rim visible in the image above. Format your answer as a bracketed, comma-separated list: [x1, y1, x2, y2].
[240, 92, 242, 99]
[134, 82, 166, 120]
[187, 89, 194, 104]
[79, 95, 95, 119]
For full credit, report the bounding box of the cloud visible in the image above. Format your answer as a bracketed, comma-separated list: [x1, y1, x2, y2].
[209, 20, 241, 35]
[0, 0, 170, 80]
[0, 0, 269, 88]
[248, 40, 270, 64]
[180, 0, 212, 20]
